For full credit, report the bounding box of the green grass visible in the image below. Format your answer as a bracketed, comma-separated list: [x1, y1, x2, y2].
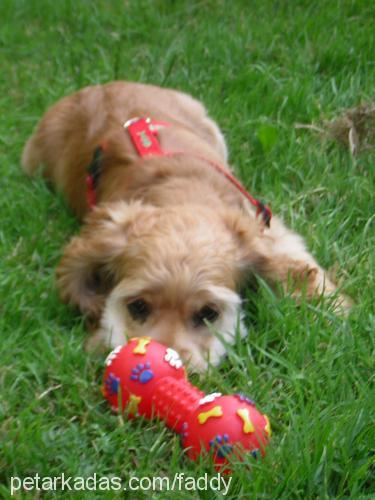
[0, 0, 374, 498]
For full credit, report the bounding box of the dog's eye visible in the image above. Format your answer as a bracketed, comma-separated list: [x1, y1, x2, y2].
[192, 305, 219, 328]
[127, 299, 151, 322]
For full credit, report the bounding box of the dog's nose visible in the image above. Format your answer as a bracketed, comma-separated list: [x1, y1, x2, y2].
[147, 330, 195, 365]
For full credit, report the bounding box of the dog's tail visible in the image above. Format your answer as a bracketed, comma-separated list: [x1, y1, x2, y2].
[21, 93, 74, 177]
[21, 133, 42, 175]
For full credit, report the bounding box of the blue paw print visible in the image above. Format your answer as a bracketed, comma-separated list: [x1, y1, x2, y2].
[180, 422, 189, 442]
[105, 372, 120, 396]
[209, 434, 233, 459]
[236, 393, 255, 406]
[130, 362, 154, 384]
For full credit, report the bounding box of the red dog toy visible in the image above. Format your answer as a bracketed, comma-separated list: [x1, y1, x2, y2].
[102, 337, 271, 468]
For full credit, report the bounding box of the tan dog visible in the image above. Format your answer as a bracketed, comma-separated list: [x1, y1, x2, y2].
[22, 81, 350, 371]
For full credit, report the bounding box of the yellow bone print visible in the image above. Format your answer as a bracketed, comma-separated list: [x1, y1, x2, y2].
[127, 394, 142, 415]
[132, 337, 151, 355]
[197, 405, 223, 424]
[236, 408, 255, 433]
[264, 415, 271, 436]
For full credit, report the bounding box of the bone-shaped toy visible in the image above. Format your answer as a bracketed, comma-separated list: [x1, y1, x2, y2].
[102, 337, 271, 468]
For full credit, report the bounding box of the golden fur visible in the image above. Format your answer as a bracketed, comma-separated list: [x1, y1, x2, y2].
[22, 81, 351, 371]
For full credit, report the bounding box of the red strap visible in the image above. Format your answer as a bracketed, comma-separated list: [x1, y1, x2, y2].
[122, 117, 272, 225]
[198, 157, 272, 224]
[85, 143, 107, 209]
[86, 174, 97, 209]
[164, 151, 272, 226]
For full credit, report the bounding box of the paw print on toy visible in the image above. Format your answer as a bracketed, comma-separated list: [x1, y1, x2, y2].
[199, 392, 222, 406]
[130, 362, 154, 384]
[105, 345, 122, 367]
[209, 434, 233, 459]
[105, 372, 120, 396]
[164, 347, 182, 369]
[235, 393, 255, 406]
[180, 421, 189, 442]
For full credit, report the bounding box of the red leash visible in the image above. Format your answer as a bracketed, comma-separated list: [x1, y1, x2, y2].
[86, 117, 272, 226]
[163, 151, 272, 225]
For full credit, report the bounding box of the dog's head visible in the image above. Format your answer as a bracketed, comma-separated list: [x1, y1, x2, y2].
[57, 201, 265, 371]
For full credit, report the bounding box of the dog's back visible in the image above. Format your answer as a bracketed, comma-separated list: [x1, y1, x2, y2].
[22, 82, 227, 203]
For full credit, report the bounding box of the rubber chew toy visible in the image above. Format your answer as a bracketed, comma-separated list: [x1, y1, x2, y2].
[103, 337, 271, 468]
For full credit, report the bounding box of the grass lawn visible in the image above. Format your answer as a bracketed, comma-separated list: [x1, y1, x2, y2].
[0, 0, 374, 498]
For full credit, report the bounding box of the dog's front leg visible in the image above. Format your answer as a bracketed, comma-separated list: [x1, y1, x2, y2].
[252, 218, 352, 313]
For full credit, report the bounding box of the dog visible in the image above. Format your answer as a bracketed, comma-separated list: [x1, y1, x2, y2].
[21, 81, 351, 371]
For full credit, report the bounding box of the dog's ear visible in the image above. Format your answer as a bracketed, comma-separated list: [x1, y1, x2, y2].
[56, 201, 154, 316]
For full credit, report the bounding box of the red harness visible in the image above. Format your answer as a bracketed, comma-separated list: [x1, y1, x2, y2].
[86, 117, 272, 226]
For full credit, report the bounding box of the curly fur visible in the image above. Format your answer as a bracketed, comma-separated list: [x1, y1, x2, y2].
[22, 81, 351, 371]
